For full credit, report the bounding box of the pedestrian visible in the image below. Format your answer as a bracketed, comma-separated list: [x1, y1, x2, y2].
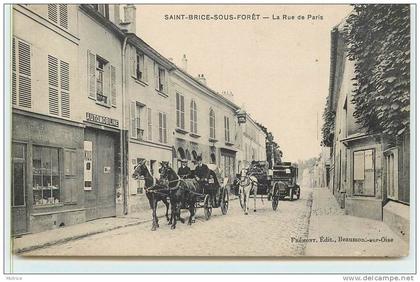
[177, 159, 191, 179]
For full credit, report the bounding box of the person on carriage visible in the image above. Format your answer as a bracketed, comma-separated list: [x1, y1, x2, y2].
[193, 155, 210, 184]
[177, 159, 191, 179]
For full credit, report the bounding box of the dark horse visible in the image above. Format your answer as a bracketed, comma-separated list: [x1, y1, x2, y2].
[159, 162, 200, 229]
[132, 160, 170, 231]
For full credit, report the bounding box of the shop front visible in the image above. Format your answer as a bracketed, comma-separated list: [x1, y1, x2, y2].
[12, 110, 85, 235]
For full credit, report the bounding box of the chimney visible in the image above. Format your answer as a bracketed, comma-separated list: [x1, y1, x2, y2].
[181, 54, 188, 71]
[119, 4, 136, 34]
[197, 74, 207, 85]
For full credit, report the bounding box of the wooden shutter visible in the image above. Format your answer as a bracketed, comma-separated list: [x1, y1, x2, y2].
[12, 38, 16, 105]
[143, 56, 148, 82]
[164, 70, 168, 93]
[17, 40, 31, 108]
[147, 108, 152, 141]
[154, 63, 159, 90]
[59, 4, 68, 29]
[48, 55, 59, 115]
[87, 50, 96, 99]
[158, 112, 163, 143]
[163, 113, 167, 143]
[48, 4, 58, 23]
[103, 63, 111, 104]
[110, 65, 116, 107]
[60, 60, 70, 118]
[130, 101, 136, 138]
[180, 95, 185, 129]
[130, 47, 135, 77]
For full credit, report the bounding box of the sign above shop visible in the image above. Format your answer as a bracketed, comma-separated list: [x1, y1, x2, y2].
[86, 112, 119, 128]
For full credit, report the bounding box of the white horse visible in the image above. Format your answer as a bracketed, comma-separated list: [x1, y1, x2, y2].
[238, 170, 258, 215]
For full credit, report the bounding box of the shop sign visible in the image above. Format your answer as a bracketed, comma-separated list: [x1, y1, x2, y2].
[86, 112, 119, 127]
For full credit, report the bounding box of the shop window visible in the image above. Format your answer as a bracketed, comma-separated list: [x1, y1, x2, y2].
[353, 149, 375, 196]
[33, 146, 61, 206]
[385, 149, 399, 200]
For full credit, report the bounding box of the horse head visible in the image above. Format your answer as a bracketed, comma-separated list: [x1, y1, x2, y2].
[132, 159, 148, 180]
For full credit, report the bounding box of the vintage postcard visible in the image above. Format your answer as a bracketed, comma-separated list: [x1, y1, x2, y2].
[6, 3, 412, 263]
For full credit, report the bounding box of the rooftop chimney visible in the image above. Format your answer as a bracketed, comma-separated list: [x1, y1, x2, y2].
[181, 54, 188, 71]
[197, 74, 207, 85]
[119, 4, 136, 34]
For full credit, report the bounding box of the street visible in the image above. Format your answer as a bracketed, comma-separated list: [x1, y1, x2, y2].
[25, 188, 312, 257]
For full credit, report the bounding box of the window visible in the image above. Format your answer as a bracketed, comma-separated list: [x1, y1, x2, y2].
[222, 154, 235, 179]
[135, 52, 147, 82]
[154, 64, 167, 94]
[209, 108, 216, 139]
[64, 149, 77, 176]
[92, 4, 109, 19]
[12, 37, 31, 108]
[159, 112, 168, 143]
[385, 149, 399, 200]
[48, 4, 68, 29]
[130, 102, 144, 140]
[12, 143, 26, 207]
[176, 93, 185, 129]
[147, 108, 152, 141]
[87, 51, 116, 107]
[48, 55, 70, 118]
[224, 116, 230, 142]
[190, 100, 198, 134]
[353, 149, 375, 196]
[32, 146, 61, 206]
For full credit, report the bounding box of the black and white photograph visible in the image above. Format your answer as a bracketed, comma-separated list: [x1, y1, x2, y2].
[4, 2, 414, 274]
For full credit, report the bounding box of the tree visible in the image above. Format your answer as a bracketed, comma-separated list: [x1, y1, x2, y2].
[344, 4, 410, 137]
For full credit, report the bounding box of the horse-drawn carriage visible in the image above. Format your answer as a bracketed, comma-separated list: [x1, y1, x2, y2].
[132, 160, 229, 230]
[232, 161, 287, 214]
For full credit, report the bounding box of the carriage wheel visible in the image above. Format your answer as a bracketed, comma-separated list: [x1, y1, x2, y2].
[272, 184, 279, 211]
[220, 188, 229, 215]
[203, 194, 212, 220]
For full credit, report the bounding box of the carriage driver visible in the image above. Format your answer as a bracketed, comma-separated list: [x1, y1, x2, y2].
[193, 155, 210, 190]
[177, 159, 191, 179]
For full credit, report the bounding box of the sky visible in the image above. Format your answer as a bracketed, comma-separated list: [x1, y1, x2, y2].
[135, 5, 353, 163]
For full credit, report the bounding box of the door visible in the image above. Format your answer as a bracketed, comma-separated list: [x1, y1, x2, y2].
[11, 143, 28, 235]
[84, 128, 116, 221]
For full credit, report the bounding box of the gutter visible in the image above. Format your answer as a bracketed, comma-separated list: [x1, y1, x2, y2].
[121, 36, 128, 215]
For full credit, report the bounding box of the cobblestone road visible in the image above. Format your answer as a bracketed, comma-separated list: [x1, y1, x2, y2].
[26, 188, 313, 257]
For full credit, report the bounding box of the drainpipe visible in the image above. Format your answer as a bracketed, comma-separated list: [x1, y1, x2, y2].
[121, 35, 128, 215]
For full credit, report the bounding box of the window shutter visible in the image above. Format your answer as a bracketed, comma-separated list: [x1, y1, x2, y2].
[147, 108, 152, 141]
[48, 55, 59, 115]
[110, 65, 116, 107]
[180, 95, 185, 129]
[18, 40, 31, 108]
[87, 50, 96, 99]
[103, 63, 111, 104]
[143, 56, 148, 82]
[60, 60, 70, 118]
[164, 70, 168, 93]
[48, 4, 58, 23]
[154, 63, 159, 90]
[176, 93, 180, 127]
[159, 112, 163, 143]
[59, 4, 68, 29]
[12, 38, 16, 105]
[163, 113, 167, 143]
[131, 47, 135, 77]
[130, 101, 136, 138]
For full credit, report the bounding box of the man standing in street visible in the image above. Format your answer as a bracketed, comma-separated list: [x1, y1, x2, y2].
[177, 159, 191, 179]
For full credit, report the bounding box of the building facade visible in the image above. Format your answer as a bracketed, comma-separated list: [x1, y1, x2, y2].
[326, 22, 410, 241]
[10, 4, 269, 234]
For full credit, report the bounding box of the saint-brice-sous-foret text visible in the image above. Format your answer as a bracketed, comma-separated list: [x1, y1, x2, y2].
[164, 14, 324, 21]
